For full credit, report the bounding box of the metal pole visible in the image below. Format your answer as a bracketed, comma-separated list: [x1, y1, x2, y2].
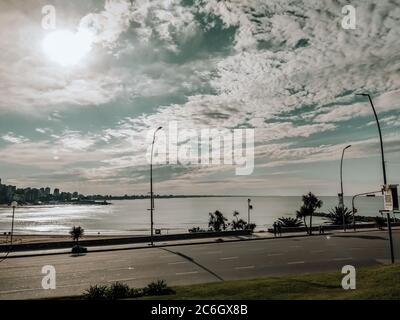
[150, 127, 162, 246]
[340, 145, 351, 231]
[10, 206, 15, 246]
[351, 190, 381, 232]
[357, 93, 394, 263]
[247, 199, 250, 224]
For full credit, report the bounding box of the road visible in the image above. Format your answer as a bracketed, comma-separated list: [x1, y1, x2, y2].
[0, 229, 399, 299]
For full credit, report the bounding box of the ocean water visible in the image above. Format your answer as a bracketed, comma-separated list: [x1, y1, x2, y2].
[0, 196, 395, 235]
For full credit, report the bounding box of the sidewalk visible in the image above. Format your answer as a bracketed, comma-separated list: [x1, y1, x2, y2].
[3, 226, 398, 259]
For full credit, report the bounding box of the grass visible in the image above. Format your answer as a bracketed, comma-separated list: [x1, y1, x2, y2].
[137, 263, 400, 300]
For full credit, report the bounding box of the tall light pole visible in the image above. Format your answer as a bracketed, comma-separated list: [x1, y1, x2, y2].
[150, 126, 162, 246]
[356, 93, 394, 263]
[339, 144, 351, 231]
[247, 198, 253, 225]
[10, 201, 18, 246]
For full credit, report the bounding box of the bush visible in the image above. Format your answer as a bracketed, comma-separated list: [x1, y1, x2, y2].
[72, 245, 87, 254]
[83, 280, 174, 299]
[84, 285, 108, 300]
[107, 282, 133, 300]
[188, 227, 206, 233]
[276, 217, 303, 228]
[143, 280, 175, 296]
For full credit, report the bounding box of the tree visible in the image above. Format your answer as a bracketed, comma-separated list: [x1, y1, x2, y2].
[230, 211, 248, 230]
[327, 206, 353, 225]
[277, 217, 303, 228]
[70, 226, 84, 245]
[296, 205, 309, 231]
[297, 192, 323, 235]
[208, 210, 228, 232]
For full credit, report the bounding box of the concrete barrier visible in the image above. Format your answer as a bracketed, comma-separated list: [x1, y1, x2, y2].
[0, 230, 252, 252]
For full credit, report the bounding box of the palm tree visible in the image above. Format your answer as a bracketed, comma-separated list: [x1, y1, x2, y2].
[327, 206, 353, 225]
[297, 192, 323, 235]
[208, 210, 228, 232]
[296, 205, 309, 231]
[277, 217, 303, 228]
[230, 211, 247, 230]
[70, 226, 84, 245]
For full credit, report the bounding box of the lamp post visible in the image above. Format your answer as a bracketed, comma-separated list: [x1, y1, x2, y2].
[10, 201, 18, 246]
[356, 93, 394, 263]
[339, 145, 351, 231]
[247, 198, 253, 225]
[149, 126, 162, 246]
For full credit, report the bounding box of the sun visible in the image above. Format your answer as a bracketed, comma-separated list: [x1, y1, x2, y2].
[42, 30, 93, 67]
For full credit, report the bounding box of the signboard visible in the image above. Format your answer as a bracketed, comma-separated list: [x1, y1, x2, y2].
[383, 187, 393, 211]
[390, 185, 399, 211]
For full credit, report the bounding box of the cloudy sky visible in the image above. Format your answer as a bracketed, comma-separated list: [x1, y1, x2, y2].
[0, 0, 399, 196]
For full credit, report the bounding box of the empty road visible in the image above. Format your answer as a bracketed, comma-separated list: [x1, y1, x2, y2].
[0, 229, 399, 299]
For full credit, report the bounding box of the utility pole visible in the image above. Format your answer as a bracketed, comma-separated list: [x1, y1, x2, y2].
[339, 145, 351, 231]
[357, 93, 394, 263]
[149, 126, 162, 246]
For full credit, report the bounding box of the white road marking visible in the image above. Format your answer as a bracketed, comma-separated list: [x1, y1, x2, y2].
[235, 266, 255, 270]
[107, 277, 137, 282]
[205, 251, 222, 254]
[310, 250, 325, 254]
[333, 257, 353, 261]
[288, 261, 305, 265]
[267, 253, 284, 256]
[289, 245, 302, 248]
[168, 261, 188, 265]
[220, 256, 239, 260]
[249, 248, 264, 252]
[176, 271, 199, 275]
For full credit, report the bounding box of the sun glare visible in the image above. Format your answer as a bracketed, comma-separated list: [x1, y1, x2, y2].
[42, 30, 93, 67]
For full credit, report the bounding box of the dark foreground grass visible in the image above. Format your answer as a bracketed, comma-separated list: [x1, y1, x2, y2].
[138, 263, 400, 300]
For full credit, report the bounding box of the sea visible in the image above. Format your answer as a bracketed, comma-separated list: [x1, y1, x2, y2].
[0, 196, 396, 235]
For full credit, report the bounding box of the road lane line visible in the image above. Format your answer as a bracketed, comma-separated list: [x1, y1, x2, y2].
[220, 256, 238, 260]
[310, 250, 325, 254]
[205, 251, 222, 254]
[176, 271, 199, 275]
[107, 277, 137, 282]
[289, 245, 302, 248]
[267, 253, 284, 256]
[287, 261, 305, 265]
[333, 257, 353, 261]
[235, 266, 255, 270]
[168, 261, 188, 265]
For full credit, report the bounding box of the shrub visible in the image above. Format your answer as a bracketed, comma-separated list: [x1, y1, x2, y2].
[72, 245, 87, 254]
[327, 206, 353, 225]
[84, 285, 108, 300]
[143, 280, 175, 296]
[276, 217, 303, 228]
[107, 282, 132, 300]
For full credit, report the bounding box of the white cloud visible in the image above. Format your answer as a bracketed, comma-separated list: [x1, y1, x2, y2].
[1, 132, 29, 144]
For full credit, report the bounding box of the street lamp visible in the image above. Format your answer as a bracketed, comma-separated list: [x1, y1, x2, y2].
[356, 93, 394, 263]
[247, 198, 253, 225]
[339, 144, 351, 231]
[10, 201, 18, 246]
[149, 126, 162, 246]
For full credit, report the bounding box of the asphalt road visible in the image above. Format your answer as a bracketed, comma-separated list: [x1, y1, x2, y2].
[0, 229, 399, 299]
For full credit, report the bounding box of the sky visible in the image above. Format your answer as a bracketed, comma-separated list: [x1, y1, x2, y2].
[0, 0, 399, 196]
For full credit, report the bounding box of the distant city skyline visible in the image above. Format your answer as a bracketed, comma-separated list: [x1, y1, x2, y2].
[0, 0, 399, 196]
